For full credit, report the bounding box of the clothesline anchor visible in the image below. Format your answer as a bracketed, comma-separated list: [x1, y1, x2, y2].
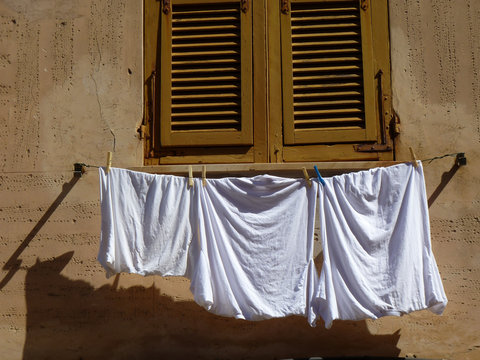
[456, 153, 467, 167]
[74, 163, 86, 177]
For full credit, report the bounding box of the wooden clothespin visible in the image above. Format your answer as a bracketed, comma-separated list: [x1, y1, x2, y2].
[409, 147, 419, 168]
[302, 167, 312, 187]
[188, 165, 194, 189]
[106, 151, 113, 174]
[202, 165, 207, 187]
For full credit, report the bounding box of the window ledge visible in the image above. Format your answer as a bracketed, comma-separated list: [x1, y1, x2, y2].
[129, 161, 402, 178]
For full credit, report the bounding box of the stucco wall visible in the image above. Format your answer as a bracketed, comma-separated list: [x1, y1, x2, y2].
[0, 0, 479, 359]
[388, 1, 480, 358]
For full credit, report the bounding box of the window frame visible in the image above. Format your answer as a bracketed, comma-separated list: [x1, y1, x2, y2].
[144, 0, 394, 165]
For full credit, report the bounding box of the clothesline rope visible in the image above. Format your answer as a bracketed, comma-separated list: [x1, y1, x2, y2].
[421, 152, 465, 164]
[0, 152, 466, 175]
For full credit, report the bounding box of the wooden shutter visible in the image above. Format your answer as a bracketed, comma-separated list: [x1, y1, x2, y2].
[281, 0, 376, 145]
[160, 0, 253, 147]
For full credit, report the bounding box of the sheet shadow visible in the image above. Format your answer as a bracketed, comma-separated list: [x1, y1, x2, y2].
[0, 176, 79, 290]
[23, 252, 401, 360]
[427, 163, 460, 208]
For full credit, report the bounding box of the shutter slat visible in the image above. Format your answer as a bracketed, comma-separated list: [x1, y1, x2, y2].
[294, 82, 362, 89]
[172, 50, 239, 58]
[172, 93, 239, 100]
[293, 48, 360, 56]
[172, 110, 240, 118]
[173, 42, 239, 49]
[173, 8, 237, 16]
[292, 23, 359, 31]
[294, 117, 364, 125]
[291, 15, 358, 22]
[295, 108, 363, 116]
[172, 59, 239, 67]
[294, 90, 362, 99]
[293, 56, 362, 65]
[292, 40, 360, 48]
[172, 76, 239, 83]
[294, 99, 362, 107]
[292, 31, 360, 39]
[172, 102, 239, 109]
[172, 68, 240, 76]
[173, 33, 238, 41]
[172, 84, 240, 92]
[172, 25, 238, 32]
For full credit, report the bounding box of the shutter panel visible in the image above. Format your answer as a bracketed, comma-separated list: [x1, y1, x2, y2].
[282, 0, 376, 145]
[160, 0, 253, 147]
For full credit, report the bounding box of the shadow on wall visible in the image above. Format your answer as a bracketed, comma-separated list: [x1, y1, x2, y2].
[23, 252, 401, 360]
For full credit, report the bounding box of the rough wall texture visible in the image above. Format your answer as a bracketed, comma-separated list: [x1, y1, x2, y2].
[0, 0, 479, 359]
[388, 1, 480, 358]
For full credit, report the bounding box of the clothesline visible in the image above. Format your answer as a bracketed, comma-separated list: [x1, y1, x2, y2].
[75, 152, 467, 177]
[0, 152, 466, 176]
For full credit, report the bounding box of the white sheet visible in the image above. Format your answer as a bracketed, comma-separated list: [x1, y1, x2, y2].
[315, 162, 447, 328]
[189, 175, 319, 324]
[98, 167, 193, 278]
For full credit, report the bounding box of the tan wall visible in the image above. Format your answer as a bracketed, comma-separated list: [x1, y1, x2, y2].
[0, 0, 479, 359]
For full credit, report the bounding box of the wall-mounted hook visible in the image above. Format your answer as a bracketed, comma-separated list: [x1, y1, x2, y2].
[456, 153, 467, 166]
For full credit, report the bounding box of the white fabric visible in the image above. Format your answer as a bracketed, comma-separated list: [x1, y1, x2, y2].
[98, 167, 193, 278]
[315, 162, 447, 328]
[189, 175, 319, 324]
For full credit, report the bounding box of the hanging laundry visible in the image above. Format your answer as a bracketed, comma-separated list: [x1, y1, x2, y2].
[98, 168, 319, 324]
[98, 167, 194, 278]
[190, 175, 319, 324]
[315, 163, 447, 328]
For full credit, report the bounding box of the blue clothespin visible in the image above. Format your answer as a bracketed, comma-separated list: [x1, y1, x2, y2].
[314, 165, 326, 186]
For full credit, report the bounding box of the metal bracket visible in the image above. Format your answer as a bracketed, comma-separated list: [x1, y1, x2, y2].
[240, 0, 249, 13]
[456, 153, 467, 166]
[389, 111, 401, 139]
[137, 125, 146, 140]
[162, 0, 171, 15]
[354, 144, 392, 153]
[73, 163, 86, 177]
[281, 0, 289, 14]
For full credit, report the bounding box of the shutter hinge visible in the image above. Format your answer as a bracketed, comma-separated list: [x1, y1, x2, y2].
[355, 69, 393, 153]
[162, 0, 171, 15]
[137, 125, 146, 140]
[281, 0, 289, 14]
[390, 111, 401, 138]
[361, 0, 368, 11]
[354, 144, 392, 152]
[240, 0, 249, 13]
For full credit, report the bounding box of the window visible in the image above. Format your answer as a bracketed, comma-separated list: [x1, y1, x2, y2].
[144, 0, 394, 165]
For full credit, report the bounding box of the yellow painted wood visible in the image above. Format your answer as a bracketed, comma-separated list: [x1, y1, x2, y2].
[144, 0, 161, 158]
[252, 0, 268, 163]
[280, 1, 295, 145]
[371, 0, 393, 157]
[281, 0, 380, 146]
[283, 144, 383, 162]
[267, 0, 284, 163]
[172, 0, 239, 4]
[144, 0, 393, 164]
[159, 2, 173, 147]
[160, 0, 253, 148]
[144, 146, 255, 165]
[132, 161, 400, 176]
[359, 0, 377, 141]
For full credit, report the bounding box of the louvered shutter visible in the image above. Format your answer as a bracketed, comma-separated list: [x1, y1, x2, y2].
[160, 0, 253, 147]
[281, 0, 376, 145]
